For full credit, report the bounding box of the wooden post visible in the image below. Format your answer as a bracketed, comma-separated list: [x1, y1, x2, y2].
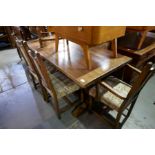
[55, 34, 59, 52]
[81, 45, 91, 70]
[137, 31, 147, 50]
[111, 38, 117, 58]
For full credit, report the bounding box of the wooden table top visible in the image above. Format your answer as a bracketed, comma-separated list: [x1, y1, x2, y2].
[28, 39, 132, 88]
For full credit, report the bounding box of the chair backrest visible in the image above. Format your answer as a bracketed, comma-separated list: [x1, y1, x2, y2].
[28, 49, 56, 95]
[16, 40, 38, 74]
[28, 26, 47, 38]
[20, 26, 32, 41]
[36, 26, 48, 37]
[121, 62, 155, 110]
[12, 26, 24, 40]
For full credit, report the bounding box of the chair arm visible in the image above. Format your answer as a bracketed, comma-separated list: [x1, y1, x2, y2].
[100, 81, 127, 100]
[126, 64, 141, 74]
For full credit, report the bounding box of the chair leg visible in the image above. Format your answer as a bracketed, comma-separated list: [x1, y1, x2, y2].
[66, 40, 69, 46]
[125, 100, 137, 120]
[41, 85, 49, 102]
[88, 96, 93, 113]
[30, 74, 37, 89]
[53, 97, 61, 119]
[16, 46, 22, 60]
[115, 111, 123, 128]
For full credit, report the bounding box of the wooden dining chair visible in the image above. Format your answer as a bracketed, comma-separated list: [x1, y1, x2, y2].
[89, 62, 155, 128]
[28, 26, 55, 47]
[36, 26, 55, 48]
[28, 49, 80, 118]
[15, 39, 56, 101]
[15, 39, 40, 89]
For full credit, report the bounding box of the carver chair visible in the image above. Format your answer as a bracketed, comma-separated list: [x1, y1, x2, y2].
[28, 49, 80, 119]
[89, 62, 155, 128]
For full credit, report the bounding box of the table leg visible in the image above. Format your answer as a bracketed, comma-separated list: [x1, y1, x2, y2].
[66, 39, 69, 46]
[72, 88, 89, 117]
[137, 31, 147, 50]
[55, 34, 59, 52]
[111, 38, 117, 58]
[39, 38, 43, 48]
[81, 45, 91, 70]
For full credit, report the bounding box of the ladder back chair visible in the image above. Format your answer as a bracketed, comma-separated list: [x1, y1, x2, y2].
[28, 49, 80, 118]
[16, 39, 55, 101]
[23, 40, 58, 99]
[15, 39, 39, 89]
[89, 62, 155, 128]
[29, 26, 55, 47]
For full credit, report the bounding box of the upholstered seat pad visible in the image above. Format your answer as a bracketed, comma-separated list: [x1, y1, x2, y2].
[49, 72, 80, 99]
[101, 83, 131, 111]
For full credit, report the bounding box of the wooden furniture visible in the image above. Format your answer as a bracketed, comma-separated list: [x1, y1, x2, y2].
[27, 39, 132, 89]
[48, 26, 126, 69]
[15, 38, 56, 101]
[89, 62, 155, 128]
[29, 26, 55, 47]
[127, 26, 155, 50]
[15, 39, 40, 89]
[118, 31, 155, 82]
[12, 26, 29, 41]
[11, 30, 24, 60]
[0, 26, 15, 49]
[47, 26, 55, 33]
[29, 49, 80, 118]
[27, 39, 132, 117]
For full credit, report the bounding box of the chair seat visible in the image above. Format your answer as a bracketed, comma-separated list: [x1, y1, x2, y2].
[49, 72, 80, 99]
[45, 60, 57, 73]
[101, 83, 131, 111]
[89, 79, 131, 111]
